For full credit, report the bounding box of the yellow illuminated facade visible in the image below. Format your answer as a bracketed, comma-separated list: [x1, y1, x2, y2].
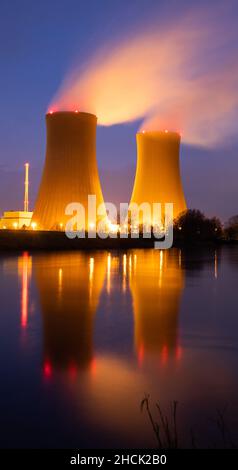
[130, 131, 187, 223]
[32, 111, 106, 231]
[0, 211, 33, 229]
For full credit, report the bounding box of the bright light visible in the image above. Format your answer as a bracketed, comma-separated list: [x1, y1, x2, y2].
[89, 222, 95, 230]
[107, 253, 111, 294]
[165, 129, 168, 133]
[60, 223, 63, 229]
[89, 257, 94, 283]
[31, 222, 37, 230]
[13, 222, 18, 229]
[109, 223, 119, 233]
[3, 225, 6, 229]
[49, 110, 53, 114]
[120, 223, 128, 234]
[75, 109, 79, 113]
[178, 226, 182, 231]
[43, 360, 52, 378]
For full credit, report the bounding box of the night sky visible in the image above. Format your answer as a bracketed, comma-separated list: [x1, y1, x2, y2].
[0, 0, 237, 221]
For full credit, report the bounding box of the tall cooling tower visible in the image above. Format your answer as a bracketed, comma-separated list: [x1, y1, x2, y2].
[130, 131, 187, 223]
[32, 111, 105, 230]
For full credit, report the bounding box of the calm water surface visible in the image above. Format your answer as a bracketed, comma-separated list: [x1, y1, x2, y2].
[0, 247, 238, 448]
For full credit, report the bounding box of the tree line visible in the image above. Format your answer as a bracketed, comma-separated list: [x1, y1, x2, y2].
[174, 210, 238, 242]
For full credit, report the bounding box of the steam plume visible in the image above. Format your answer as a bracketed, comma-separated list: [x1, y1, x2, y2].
[49, 4, 238, 146]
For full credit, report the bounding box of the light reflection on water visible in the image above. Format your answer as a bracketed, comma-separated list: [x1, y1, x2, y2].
[0, 247, 238, 448]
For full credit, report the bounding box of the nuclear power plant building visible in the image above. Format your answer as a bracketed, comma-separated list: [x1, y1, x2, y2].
[32, 111, 105, 230]
[130, 130, 187, 224]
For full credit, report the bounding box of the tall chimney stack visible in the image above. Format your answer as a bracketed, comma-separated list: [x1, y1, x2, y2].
[24, 162, 29, 212]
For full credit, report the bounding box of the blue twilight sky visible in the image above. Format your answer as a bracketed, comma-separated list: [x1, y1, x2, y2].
[0, 0, 237, 221]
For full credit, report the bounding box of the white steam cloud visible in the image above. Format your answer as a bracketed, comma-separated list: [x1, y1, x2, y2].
[49, 4, 238, 146]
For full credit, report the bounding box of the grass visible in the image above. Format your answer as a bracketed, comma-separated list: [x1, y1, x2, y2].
[141, 395, 237, 449]
[141, 395, 178, 449]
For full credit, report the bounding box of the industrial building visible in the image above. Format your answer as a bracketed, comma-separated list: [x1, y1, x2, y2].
[0, 211, 33, 230]
[0, 163, 33, 229]
[32, 111, 106, 231]
[129, 130, 187, 225]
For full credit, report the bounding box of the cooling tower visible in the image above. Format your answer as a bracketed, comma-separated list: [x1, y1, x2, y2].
[130, 131, 187, 223]
[32, 111, 105, 230]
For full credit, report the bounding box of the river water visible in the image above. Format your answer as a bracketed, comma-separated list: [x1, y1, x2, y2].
[0, 247, 238, 448]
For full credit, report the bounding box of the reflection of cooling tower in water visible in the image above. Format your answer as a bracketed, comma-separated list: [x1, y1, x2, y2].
[34, 253, 107, 370]
[129, 250, 184, 358]
[32, 111, 105, 230]
[130, 131, 187, 223]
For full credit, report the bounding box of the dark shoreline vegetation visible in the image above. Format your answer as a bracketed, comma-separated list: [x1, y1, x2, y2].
[141, 396, 237, 449]
[0, 209, 237, 251]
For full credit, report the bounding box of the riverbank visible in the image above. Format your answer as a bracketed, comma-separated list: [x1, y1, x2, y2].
[0, 229, 237, 251]
[0, 229, 156, 251]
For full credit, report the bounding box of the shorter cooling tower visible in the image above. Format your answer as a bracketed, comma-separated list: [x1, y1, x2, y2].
[130, 131, 187, 223]
[32, 111, 106, 230]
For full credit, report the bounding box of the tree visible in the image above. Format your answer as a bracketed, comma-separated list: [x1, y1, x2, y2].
[225, 215, 238, 240]
[174, 209, 222, 242]
[205, 216, 223, 239]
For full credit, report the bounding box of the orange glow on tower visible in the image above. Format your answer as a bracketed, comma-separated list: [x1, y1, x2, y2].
[130, 131, 187, 223]
[32, 111, 106, 230]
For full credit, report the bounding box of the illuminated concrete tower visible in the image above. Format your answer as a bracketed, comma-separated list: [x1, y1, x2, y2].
[130, 131, 187, 223]
[32, 111, 106, 230]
